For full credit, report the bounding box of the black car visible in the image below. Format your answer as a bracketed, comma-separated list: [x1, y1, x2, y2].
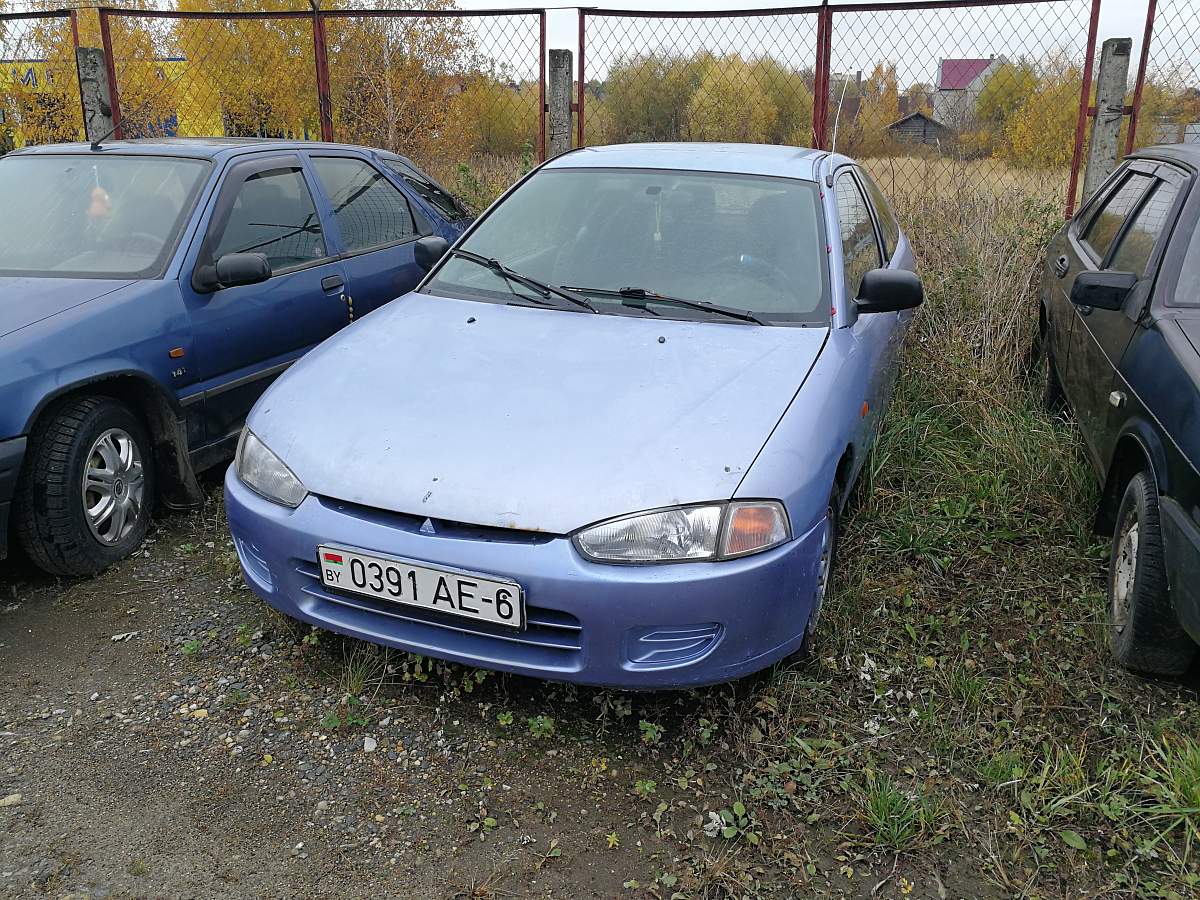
[1040, 143, 1200, 677]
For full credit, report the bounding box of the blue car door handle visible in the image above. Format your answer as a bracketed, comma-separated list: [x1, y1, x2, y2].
[1054, 255, 1070, 278]
[321, 275, 344, 293]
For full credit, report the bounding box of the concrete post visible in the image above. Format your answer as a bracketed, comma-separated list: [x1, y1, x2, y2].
[1082, 37, 1132, 203]
[76, 47, 115, 144]
[547, 49, 573, 158]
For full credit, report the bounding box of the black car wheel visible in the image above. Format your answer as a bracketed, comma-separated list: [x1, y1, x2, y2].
[796, 493, 841, 659]
[1041, 340, 1067, 415]
[16, 396, 156, 577]
[1108, 471, 1196, 676]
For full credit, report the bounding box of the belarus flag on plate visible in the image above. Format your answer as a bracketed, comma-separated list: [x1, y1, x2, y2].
[322, 551, 344, 566]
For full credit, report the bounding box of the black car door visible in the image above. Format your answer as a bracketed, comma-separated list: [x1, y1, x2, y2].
[1062, 163, 1172, 458]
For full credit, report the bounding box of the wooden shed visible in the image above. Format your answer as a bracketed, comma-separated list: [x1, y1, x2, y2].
[887, 111, 953, 146]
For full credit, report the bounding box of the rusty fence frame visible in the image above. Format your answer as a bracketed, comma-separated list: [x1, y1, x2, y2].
[578, 0, 1103, 215]
[90, 5, 548, 160]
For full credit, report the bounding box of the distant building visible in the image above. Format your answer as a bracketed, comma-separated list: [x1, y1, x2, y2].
[933, 56, 1005, 129]
[887, 111, 952, 146]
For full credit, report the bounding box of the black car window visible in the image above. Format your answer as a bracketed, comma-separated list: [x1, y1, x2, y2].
[1109, 180, 1179, 275]
[855, 170, 900, 260]
[835, 172, 882, 299]
[1082, 173, 1153, 262]
[212, 167, 325, 272]
[312, 157, 417, 254]
[381, 156, 468, 220]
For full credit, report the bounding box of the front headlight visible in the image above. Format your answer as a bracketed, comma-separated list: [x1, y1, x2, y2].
[236, 429, 307, 508]
[574, 501, 789, 563]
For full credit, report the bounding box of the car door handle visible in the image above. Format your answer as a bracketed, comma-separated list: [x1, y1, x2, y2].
[1054, 255, 1070, 278]
[321, 275, 344, 293]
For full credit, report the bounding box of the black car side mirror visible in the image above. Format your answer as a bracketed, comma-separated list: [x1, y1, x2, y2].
[855, 268, 924, 314]
[1070, 270, 1137, 311]
[415, 235, 450, 272]
[214, 252, 272, 289]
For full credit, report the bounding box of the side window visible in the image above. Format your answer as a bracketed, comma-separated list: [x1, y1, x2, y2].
[1081, 173, 1153, 262]
[1109, 180, 1179, 274]
[212, 167, 325, 273]
[835, 173, 882, 299]
[312, 157, 416, 254]
[856, 171, 899, 260]
[381, 156, 468, 220]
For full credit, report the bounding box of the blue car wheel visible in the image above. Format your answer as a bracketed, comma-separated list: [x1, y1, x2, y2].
[16, 396, 156, 577]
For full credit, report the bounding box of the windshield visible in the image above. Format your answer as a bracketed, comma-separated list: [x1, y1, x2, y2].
[0, 154, 210, 279]
[423, 167, 829, 324]
[381, 156, 468, 221]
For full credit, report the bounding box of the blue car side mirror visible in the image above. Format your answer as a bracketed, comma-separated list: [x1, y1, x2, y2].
[855, 268, 924, 314]
[1070, 270, 1137, 311]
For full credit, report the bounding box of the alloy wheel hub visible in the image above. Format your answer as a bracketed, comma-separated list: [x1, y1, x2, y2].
[82, 428, 145, 545]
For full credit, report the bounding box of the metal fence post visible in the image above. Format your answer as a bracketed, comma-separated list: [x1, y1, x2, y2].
[1065, 0, 1103, 217]
[96, 8, 122, 140]
[547, 49, 572, 157]
[1082, 37, 1132, 203]
[577, 10, 586, 148]
[812, 2, 832, 149]
[312, 7, 334, 142]
[76, 47, 115, 144]
[1126, 0, 1158, 155]
[538, 11, 547, 161]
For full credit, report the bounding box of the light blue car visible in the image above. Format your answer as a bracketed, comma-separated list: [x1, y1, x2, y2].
[224, 143, 922, 689]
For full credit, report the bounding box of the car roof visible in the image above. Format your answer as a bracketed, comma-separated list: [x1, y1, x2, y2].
[1130, 142, 1200, 172]
[544, 142, 830, 181]
[9, 137, 397, 161]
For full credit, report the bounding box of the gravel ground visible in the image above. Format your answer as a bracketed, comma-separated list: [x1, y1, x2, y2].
[0, 483, 686, 899]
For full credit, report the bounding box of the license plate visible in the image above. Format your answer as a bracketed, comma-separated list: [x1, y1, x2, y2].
[317, 545, 524, 629]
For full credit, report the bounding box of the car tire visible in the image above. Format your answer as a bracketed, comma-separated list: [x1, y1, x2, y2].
[16, 396, 155, 577]
[1041, 341, 1067, 415]
[796, 493, 841, 659]
[1108, 471, 1196, 676]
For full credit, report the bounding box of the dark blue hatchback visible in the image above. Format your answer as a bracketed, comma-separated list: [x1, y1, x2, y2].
[0, 138, 470, 576]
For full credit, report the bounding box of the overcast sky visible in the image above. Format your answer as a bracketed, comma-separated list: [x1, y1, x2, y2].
[456, 0, 1155, 85]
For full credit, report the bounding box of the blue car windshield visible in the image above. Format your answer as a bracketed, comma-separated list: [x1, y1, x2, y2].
[423, 167, 830, 324]
[0, 154, 210, 279]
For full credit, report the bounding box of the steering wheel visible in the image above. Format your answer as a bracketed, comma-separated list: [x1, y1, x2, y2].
[115, 231, 164, 255]
[709, 253, 792, 291]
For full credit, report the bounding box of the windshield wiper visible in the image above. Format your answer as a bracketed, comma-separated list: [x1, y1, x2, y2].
[450, 250, 597, 313]
[562, 285, 766, 325]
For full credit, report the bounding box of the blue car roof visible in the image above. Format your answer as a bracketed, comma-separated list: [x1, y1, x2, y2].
[10, 137, 392, 161]
[545, 142, 831, 181]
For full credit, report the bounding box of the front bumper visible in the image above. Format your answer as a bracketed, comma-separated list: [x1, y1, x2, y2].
[0, 436, 27, 561]
[224, 467, 827, 689]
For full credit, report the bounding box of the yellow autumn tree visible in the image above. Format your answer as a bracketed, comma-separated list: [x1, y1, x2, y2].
[750, 56, 813, 146]
[851, 63, 900, 158]
[602, 52, 709, 143]
[1002, 62, 1082, 169]
[0, 7, 81, 147]
[686, 55, 775, 143]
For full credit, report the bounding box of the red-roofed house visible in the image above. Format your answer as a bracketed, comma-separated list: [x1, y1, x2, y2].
[933, 56, 1005, 129]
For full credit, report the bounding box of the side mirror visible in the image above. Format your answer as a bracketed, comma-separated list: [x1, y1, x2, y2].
[214, 252, 271, 289]
[414, 235, 450, 272]
[1070, 270, 1137, 311]
[855, 268, 924, 314]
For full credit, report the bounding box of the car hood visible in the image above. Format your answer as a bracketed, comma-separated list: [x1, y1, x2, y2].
[0, 276, 136, 340]
[249, 293, 828, 535]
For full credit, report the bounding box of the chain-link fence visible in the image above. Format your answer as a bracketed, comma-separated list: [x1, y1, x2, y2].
[1129, 0, 1200, 152]
[0, 9, 83, 152]
[2, 4, 544, 199]
[580, 1, 1101, 213]
[578, 7, 822, 148]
